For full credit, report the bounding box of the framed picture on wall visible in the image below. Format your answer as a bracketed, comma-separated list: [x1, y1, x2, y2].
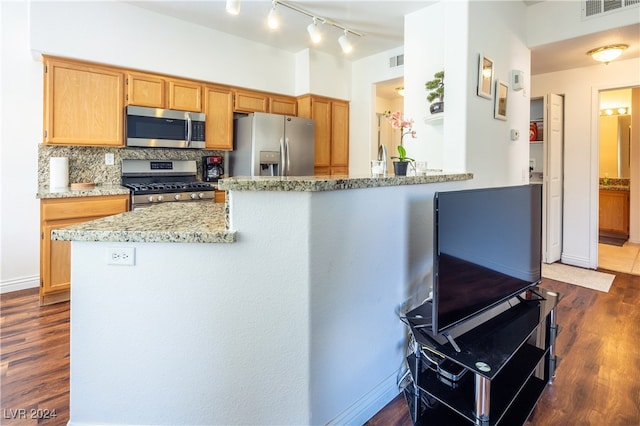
[477, 54, 494, 99]
[494, 80, 508, 120]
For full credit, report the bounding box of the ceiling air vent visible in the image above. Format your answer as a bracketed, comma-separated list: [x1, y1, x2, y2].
[582, 0, 639, 18]
[389, 54, 404, 68]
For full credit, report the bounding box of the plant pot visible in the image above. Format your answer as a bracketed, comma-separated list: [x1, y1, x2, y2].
[393, 161, 409, 176]
[430, 101, 444, 114]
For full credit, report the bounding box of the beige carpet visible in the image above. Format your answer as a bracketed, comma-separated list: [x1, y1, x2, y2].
[542, 262, 615, 293]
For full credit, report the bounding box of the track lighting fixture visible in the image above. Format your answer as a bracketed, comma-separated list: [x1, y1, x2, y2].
[307, 17, 322, 44]
[225, 0, 240, 15]
[226, 1, 363, 54]
[267, 1, 280, 29]
[338, 29, 353, 54]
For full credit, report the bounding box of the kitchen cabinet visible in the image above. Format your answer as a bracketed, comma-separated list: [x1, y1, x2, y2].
[127, 73, 202, 112]
[297, 95, 349, 175]
[599, 189, 630, 237]
[233, 89, 269, 113]
[43, 56, 125, 146]
[269, 95, 298, 116]
[126, 72, 166, 108]
[214, 190, 226, 204]
[40, 195, 129, 305]
[204, 85, 234, 150]
[168, 78, 203, 112]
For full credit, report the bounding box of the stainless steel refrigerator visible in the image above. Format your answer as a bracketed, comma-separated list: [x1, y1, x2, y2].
[229, 112, 315, 176]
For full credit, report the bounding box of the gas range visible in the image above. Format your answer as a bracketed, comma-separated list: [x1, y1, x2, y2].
[121, 159, 216, 209]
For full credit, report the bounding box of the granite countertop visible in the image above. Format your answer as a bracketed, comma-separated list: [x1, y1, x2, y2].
[599, 185, 630, 192]
[51, 202, 235, 244]
[37, 184, 131, 199]
[218, 172, 474, 192]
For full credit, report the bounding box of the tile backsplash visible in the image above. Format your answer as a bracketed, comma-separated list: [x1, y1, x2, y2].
[38, 145, 224, 186]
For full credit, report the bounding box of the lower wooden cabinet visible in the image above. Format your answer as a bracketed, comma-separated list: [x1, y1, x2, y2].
[40, 195, 129, 305]
[599, 189, 630, 237]
[214, 190, 226, 204]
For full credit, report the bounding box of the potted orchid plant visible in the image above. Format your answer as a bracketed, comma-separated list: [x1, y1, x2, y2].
[384, 110, 417, 176]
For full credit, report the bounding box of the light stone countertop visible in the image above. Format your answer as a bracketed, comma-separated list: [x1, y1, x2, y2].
[51, 202, 235, 243]
[37, 184, 131, 199]
[599, 185, 630, 192]
[218, 172, 474, 192]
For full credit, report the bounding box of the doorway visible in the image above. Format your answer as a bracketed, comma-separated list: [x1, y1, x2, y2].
[597, 87, 640, 275]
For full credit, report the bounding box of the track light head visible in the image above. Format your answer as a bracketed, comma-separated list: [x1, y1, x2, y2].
[338, 30, 353, 54]
[226, 0, 240, 15]
[307, 17, 322, 44]
[267, 1, 280, 29]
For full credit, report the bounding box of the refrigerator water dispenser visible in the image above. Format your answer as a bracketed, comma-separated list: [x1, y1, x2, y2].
[259, 151, 280, 176]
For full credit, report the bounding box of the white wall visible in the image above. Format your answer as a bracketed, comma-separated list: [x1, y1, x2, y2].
[0, 2, 42, 292]
[399, 1, 530, 187]
[532, 58, 640, 266]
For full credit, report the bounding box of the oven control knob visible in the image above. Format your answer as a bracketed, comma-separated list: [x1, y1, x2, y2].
[199, 193, 205, 199]
[190, 193, 198, 200]
[174, 194, 181, 201]
[157, 195, 164, 202]
[148, 196, 153, 203]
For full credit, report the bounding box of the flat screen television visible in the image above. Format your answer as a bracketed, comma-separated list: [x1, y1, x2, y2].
[432, 184, 543, 338]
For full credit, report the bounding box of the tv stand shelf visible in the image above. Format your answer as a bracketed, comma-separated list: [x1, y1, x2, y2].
[402, 287, 560, 425]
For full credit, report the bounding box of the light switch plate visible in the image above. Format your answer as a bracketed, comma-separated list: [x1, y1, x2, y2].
[105, 153, 115, 166]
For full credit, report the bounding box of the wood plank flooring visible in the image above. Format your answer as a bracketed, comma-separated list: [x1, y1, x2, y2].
[0, 288, 69, 426]
[366, 271, 640, 426]
[1, 270, 639, 426]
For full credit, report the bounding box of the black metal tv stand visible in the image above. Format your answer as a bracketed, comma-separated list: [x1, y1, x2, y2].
[401, 287, 560, 425]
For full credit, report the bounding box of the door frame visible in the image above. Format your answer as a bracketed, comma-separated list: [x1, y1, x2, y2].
[591, 82, 640, 269]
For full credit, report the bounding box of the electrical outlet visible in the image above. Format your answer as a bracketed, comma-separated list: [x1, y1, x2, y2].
[105, 153, 115, 166]
[107, 247, 135, 266]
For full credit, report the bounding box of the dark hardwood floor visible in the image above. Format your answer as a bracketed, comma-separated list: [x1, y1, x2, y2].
[0, 288, 69, 426]
[1, 271, 639, 426]
[367, 271, 640, 426]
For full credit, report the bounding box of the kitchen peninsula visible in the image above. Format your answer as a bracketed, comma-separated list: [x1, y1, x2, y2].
[53, 172, 473, 426]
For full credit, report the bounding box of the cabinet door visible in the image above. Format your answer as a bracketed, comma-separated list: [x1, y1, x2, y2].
[168, 78, 203, 112]
[214, 191, 226, 204]
[40, 195, 130, 305]
[311, 98, 332, 169]
[270, 95, 297, 116]
[204, 85, 234, 150]
[127, 72, 166, 108]
[331, 100, 349, 170]
[43, 56, 124, 146]
[234, 89, 269, 113]
[599, 190, 630, 235]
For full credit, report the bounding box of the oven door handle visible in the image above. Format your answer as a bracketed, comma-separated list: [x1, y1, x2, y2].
[185, 112, 192, 147]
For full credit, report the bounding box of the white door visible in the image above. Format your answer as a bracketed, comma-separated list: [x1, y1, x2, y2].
[543, 93, 564, 263]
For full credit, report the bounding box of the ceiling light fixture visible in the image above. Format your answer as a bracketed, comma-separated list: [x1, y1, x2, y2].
[307, 17, 322, 44]
[225, 0, 240, 15]
[267, 1, 280, 29]
[261, 1, 363, 53]
[396, 87, 405, 97]
[338, 30, 353, 54]
[587, 44, 628, 64]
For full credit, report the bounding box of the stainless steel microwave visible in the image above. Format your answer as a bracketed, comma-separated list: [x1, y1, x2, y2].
[126, 105, 206, 149]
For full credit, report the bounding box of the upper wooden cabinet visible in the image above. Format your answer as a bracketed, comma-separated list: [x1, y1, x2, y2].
[297, 95, 349, 175]
[43, 56, 124, 146]
[233, 89, 269, 113]
[168, 78, 203, 112]
[126, 72, 166, 108]
[269, 95, 298, 116]
[204, 85, 234, 151]
[127, 73, 202, 112]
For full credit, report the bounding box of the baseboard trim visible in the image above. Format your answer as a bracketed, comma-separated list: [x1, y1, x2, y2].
[560, 254, 592, 269]
[1, 275, 39, 294]
[326, 371, 399, 426]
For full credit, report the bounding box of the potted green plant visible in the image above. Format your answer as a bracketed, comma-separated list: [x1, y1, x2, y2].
[384, 111, 416, 176]
[425, 70, 444, 114]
